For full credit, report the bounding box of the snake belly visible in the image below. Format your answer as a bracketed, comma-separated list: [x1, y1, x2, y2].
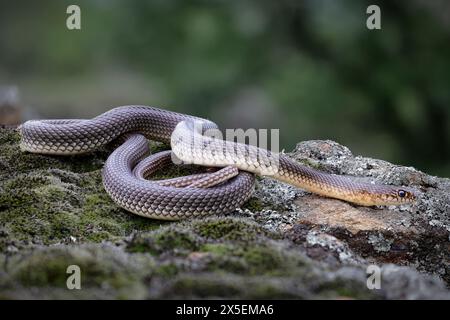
[19, 105, 416, 220]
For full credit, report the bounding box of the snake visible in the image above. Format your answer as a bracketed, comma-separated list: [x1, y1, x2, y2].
[19, 105, 417, 220]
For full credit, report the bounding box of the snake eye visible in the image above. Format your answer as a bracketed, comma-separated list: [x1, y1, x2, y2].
[398, 190, 407, 198]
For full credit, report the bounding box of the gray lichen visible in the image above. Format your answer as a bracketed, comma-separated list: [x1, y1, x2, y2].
[368, 233, 394, 253]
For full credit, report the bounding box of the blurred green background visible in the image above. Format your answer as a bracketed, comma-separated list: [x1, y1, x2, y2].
[0, 0, 449, 176]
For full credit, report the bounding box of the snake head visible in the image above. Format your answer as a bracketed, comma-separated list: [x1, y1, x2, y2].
[381, 186, 417, 205]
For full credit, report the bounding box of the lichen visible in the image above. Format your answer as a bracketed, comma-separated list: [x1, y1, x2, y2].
[368, 233, 394, 253]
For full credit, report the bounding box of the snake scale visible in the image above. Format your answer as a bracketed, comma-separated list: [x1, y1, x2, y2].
[19, 105, 416, 220]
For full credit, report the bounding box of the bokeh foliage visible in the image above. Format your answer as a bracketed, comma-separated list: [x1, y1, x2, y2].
[0, 0, 449, 175]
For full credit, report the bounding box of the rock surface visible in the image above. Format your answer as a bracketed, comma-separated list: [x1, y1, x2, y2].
[0, 127, 449, 299]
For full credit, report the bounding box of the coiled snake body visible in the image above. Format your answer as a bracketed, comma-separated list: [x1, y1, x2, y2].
[19, 106, 416, 220]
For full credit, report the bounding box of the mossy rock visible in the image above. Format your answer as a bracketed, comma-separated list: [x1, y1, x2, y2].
[0, 128, 162, 249]
[1, 127, 448, 299]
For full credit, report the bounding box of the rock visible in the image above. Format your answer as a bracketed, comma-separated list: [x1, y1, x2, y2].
[285, 140, 450, 285]
[0, 128, 448, 299]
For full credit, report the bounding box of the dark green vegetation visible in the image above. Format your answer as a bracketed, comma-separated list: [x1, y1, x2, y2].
[0, 1, 449, 176]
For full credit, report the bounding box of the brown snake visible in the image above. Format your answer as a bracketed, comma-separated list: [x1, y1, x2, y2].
[19, 105, 416, 220]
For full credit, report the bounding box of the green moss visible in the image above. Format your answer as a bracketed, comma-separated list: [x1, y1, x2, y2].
[148, 141, 170, 154]
[201, 243, 233, 255]
[14, 256, 69, 287]
[313, 278, 379, 300]
[125, 217, 305, 276]
[164, 275, 242, 298]
[153, 262, 180, 277]
[192, 217, 277, 242]
[201, 242, 306, 276]
[9, 245, 150, 289]
[127, 227, 200, 255]
[154, 230, 199, 251]
[0, 127, 20, 145]
[240, 246, 285, 274]
[242, 197, 264, 212]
